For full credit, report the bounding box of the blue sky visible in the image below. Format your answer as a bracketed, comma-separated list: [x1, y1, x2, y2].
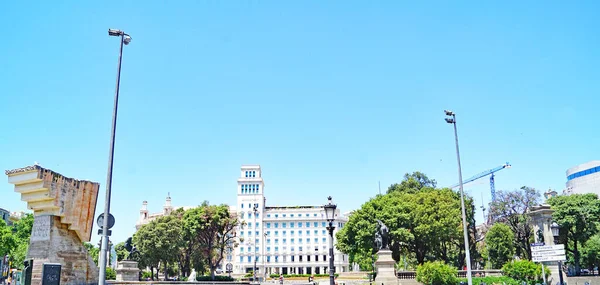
[1, 1, 598, 245]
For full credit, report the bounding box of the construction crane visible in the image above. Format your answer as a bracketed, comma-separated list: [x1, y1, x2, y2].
[449, 162, 511, 202]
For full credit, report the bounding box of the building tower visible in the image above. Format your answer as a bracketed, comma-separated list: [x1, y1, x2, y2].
[139, 201, 148, 222]
[163, 193, 173, 215]
[235, 165, 265, 274]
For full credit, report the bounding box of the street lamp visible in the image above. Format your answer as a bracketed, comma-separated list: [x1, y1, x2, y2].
[444, 110, 473, 285]
[253, 204, 258, 283]
[551, 222, 565, 285]
[99, 28, 131, 285]
[324, 196, 337, 285]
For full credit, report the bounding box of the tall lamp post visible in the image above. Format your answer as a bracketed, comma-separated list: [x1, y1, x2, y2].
[324, 196, 337, 285]
[99, 28, 131, 285]
[551, 222, 565, 285]
[444, 110, 473, 285]
[253, 204, 258, 283]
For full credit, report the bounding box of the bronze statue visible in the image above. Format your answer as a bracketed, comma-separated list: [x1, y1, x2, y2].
[124, 237, 139, 260]
[375, 220, 390, 250]
[536, 229, 545, 244]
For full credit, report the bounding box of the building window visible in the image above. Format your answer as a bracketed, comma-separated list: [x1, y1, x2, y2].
[323, 255, 327, 261]
[322, 230, 326, 235]
[275, 223, 279, 228]
[240, 256, 243, 263]
[241, 232, 244, 237]
[247, 256, 251, 262]
[275, 239, 279, 244]
[241, 213, 245, 219]
[306, 222, 310, 227]
[266, 231, 271, 236]
[314, 222, 318, 227]
[241, 248, 244, 252]
[275, 246, 279, 252]
[299, 255, 303, 262]
[283, 239, 287, 244]
[314, 238, 318, 243]
[275, 231, 279, 236]
[275, 214, 279, 218]
[307, 255, 311, 262]
[253, 171, 256, 177]
[306, 214, 309, 217]
[283, 214, 286, 217]
[291, 230, 295, 235]
[291, 214, 294, 217]
[299, 238, 303, 243]
[241, 204, 244, 209]
[290, 223, 294, 228]
[255, 247, 259, 252]
[283, 231, 287, 235]
[256, 222, 259, 228]
[291, 238, 295, 244]
[275, 256, 279, 262]
[322, 222, 326, 227]
[245, 171, 248, 177]
[255, 231, 259, 236]
[267, 223, 271, 228]
[298, 222, 302, 228]
[267, 239, 271, 244]
[291, 256, 295, 262]
[267, 247, 271, 252]
[247, 246, 251, 252]
[291, 247, 295, 252]
[322, 238, 326, 243]
[283, 223, 287, 228]
[306, 230, 310, 235]
[267, 256, 271, 262]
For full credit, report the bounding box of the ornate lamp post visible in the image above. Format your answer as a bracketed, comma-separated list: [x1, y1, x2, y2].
[551, 222, 565, 285]
[324, 196, 337, 285]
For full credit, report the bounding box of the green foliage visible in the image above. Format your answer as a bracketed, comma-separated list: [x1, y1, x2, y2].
[114, 242, 128, 262]
[415, 261, 458, 285]
[133, 214, 183, 279]
[485, 223, 515, 268]
[0, 213, 34, 269]
[141, 270, 153, 279]
[336, 173, 476, 268]
[196, 275, 234, 281]
[268, 274, 338, 278]
[501, 260, 548, 284]
[84, 243, 100, 265]
[458, 276, 521, 285]
[489, 186, 541, 260]
[582, 234, 600, 270]
[105, 267, 116, 280]
[548, 193, 600, 274]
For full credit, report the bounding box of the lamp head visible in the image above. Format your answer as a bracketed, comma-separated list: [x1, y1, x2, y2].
[123, 34, 132, 45]
[108, 29, 123, 36]
[444, 110, 454, 116]
[323, 196, 337, 222]
[445, 118, 455, 124]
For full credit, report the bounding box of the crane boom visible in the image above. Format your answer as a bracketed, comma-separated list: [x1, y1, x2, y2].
[449, 163, 511, 201]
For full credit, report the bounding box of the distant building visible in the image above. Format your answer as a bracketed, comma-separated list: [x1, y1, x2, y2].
[0, 208, 9, 225]
[566, 161, 600, 196]
[135, 194, 194, 230]
[233, 165, 350, 275]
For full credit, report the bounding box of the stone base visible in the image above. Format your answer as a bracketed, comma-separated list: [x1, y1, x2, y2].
[116, 260, 140, 282]
[27, 215, 98, 285]
[375, 249, 398, 285]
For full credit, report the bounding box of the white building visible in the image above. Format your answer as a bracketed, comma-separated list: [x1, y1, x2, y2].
[565, 161, 600, 196]
[136, 194, 194, 230]
[233, 165, 350, 276]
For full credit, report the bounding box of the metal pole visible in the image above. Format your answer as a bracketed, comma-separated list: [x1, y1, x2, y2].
[328, 224, 335, 285]
[253, 206, 257, 282]
[451, 115, 473, 285]
[99, 33, 124, 285]
[558, 261, 564, 285]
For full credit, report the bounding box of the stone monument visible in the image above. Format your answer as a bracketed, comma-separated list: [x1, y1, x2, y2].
[528, 204, 562, 285]
[116, 237, 140, 281]
[6, 165, 100, 285]
[374, 220, 397, 285]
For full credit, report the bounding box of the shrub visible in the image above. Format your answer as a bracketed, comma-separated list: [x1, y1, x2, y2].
[269, 274, 339, 278]
[105, 268, 116, 280]
[141, 270, 152, 279]
[458, 276, 521, 285]
[196, 275, 234, 281]
[502, 260, 549, 285]
[416, 261, 458, 285]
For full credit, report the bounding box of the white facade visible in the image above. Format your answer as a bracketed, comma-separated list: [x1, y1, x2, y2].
[565, 161, 600, 196]
[232, 165, 350, 276]
[136, 194, 194, 230]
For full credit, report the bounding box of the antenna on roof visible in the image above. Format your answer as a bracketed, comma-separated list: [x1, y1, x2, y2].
[378, 181, 381, 195]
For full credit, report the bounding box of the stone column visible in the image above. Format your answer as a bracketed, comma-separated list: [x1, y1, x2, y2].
[6, 165, 100, 285]
[116, 260, 140, 281]
[528, 204, 561, 285]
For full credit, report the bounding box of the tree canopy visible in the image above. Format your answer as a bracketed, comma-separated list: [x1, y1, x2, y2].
[548, 193, 600, 274]
[337, 172, 476, 270]
[484, 223, 515, 269]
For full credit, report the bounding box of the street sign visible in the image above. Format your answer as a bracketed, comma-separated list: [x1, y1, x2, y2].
[531, 244, 564, 252]
[532, 250, 566, 257]
[532, 255, 567, 262]
[97, 213, 115, 229]
[531, 242, 545, 247]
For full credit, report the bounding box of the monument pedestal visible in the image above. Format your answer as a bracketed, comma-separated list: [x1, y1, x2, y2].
[6, 165, 100, 285]
[375, 249, 398, 285]
[116, 261, 140, 282]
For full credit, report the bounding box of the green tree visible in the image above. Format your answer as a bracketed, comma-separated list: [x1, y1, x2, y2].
[489, 186, 541, 260]
[337, 173, 475, 268]
[502, 260, 548, 284]
[416, 261, 458, 285]
[485, 223, 515, 268]
[114, 242, 128, 262]
[582, 234, 600, 272]
[84, 243, 100, 265]
[183, 203, 241, 280]
[548, 193, 600, 275]
[387, 172, 437, 194]
[134, 214, 183, 280]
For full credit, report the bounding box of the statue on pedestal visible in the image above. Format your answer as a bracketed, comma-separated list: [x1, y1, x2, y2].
[124, 237, 139, 260]
[375, 220, 390, 250]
